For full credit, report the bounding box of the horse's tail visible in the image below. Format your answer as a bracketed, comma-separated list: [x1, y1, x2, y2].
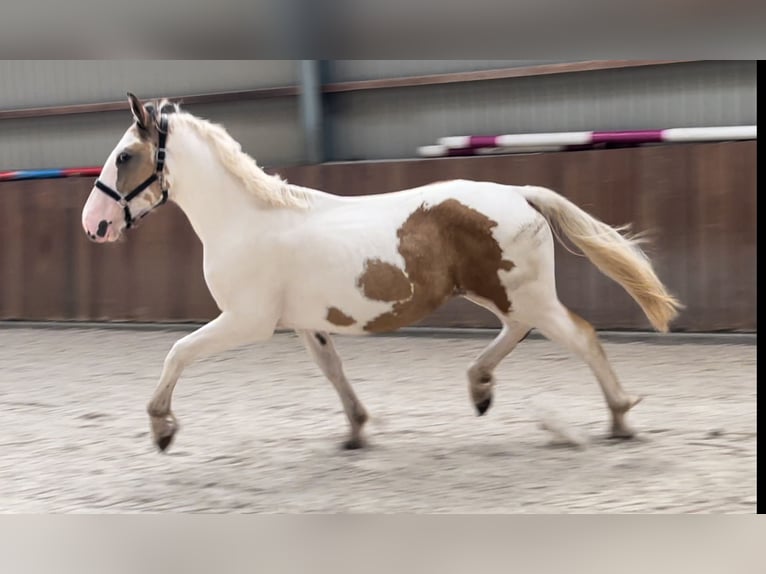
[519, 185, 682, 333]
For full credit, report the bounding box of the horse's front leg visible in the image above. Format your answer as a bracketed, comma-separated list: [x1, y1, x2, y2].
[300, 330, 369, 449]
[147, 311, 274, 451]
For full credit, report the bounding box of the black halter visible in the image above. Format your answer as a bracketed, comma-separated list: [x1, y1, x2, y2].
[95, 114, 170, 229]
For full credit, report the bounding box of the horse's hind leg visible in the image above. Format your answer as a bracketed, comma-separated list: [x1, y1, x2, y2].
[300, 331, 368, 449]
[467, 318, 531, 416]
[526, 300, 642, 438]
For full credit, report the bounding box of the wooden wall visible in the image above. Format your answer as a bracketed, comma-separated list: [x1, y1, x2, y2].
[0, 141, 756, 332]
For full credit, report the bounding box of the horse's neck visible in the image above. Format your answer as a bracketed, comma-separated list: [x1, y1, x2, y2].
[166, 141, 287, 247]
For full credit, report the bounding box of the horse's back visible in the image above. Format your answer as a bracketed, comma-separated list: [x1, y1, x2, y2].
[309, 179, 539, 233]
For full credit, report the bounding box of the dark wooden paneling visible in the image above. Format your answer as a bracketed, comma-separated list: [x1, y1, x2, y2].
[0, 141, 756, 331]
[635, 144, 693, 328]
[0, 179, 219, 323]
[0, 182, 24, 316]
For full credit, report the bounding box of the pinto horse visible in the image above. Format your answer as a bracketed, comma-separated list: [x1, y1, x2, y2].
[82, 93, 681, 452]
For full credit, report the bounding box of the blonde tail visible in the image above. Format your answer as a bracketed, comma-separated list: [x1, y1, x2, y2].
[519, 185, 682, 332]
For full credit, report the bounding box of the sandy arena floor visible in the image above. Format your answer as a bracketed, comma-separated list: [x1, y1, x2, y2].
[0, 326, 756, 513]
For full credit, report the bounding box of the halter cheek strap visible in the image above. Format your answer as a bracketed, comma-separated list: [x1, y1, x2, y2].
[94, 114, 170, 229]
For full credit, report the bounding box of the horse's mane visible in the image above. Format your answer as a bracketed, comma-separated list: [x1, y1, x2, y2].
[158, 101, 309, 210]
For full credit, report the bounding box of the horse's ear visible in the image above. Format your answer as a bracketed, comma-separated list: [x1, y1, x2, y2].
[127, 92, 149, 130]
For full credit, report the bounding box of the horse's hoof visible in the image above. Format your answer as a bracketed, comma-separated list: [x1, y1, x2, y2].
[475, 396, 492, 416]
[609, 424, 636, 440]
[342, 437, 364, 450]
[609, 430, 636, 440]
[156, 433, 175, 452]
[149, 412, 178, 452]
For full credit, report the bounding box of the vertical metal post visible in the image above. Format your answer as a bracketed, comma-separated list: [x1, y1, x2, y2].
[298, 60, 324, 164]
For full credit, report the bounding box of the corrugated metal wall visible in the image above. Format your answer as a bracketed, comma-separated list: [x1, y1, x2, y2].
[0, 100, 303, 170]
[0, 60, 297, 107]
[324, 61, 756, 161]
[0, 60, 303, 170]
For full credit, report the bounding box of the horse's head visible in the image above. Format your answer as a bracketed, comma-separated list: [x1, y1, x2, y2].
[82, 92, 177, 242]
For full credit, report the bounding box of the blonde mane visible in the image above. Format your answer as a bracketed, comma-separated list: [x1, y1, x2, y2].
[168, 110, 310, 210]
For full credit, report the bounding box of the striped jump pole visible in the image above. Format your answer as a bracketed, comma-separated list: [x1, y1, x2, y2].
[438, 126, 757, 150]
[0, 167, 102, 182]
[417, 144, 567, 158]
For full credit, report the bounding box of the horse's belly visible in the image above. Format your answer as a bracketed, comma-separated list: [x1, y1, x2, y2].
[280, 264, 456, 335]
[281, 293, 453, 335]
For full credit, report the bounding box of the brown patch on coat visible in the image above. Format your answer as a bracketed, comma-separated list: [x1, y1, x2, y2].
[357, 259, 413, 302]
[115, 138, 157, 196]
[326, 307, 356, 326]
[113, 99, 180, 204]
[363, 199, 515, 332]
[115, 100, 179, 203]
[105, 96, 178, 214]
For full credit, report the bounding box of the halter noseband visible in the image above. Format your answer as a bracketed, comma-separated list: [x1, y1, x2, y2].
[94, 114, 170, 229]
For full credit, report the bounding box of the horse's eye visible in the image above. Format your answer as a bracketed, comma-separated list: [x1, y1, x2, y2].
[116, 152, 132, 165]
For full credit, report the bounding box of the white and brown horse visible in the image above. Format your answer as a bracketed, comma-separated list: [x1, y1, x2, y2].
[82, 93, 681, 452]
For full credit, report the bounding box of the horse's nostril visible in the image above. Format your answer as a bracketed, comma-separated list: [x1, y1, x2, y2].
[96, 220, 109, 238]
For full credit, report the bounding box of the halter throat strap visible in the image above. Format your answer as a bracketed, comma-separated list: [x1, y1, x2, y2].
[94, 114, 170, 229]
